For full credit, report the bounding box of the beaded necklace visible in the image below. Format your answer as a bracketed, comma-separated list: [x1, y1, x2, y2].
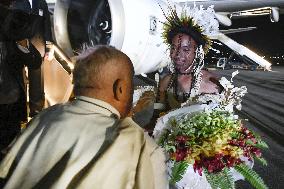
[166, 72, 192, 103]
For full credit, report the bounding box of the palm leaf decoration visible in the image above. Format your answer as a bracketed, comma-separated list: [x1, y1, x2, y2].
[235, 163, 268, 189]
[254, 156, 268, 166]
[170, 161, 189, 184]
[246, 139, 269, 150]
[255, 140, 269, 149]
[204, 168, 235, 189]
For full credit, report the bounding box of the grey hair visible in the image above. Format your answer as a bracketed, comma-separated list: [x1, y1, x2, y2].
[73, 45, 131, 95]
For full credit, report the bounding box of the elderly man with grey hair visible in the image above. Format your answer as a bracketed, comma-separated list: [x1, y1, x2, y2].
[0, 45, 168, 189]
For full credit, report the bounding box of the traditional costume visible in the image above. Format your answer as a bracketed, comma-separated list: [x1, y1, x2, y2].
[159, 3, 220, 108]
[153, 3, 268, 189]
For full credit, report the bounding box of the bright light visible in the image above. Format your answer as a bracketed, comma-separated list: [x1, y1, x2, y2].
[46, 0, 56, 3]
[231, 7, 272, 17]
[48, 44, 74, 70]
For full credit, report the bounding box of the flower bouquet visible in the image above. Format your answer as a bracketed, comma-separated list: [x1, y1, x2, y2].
[154, 71, 269, 189]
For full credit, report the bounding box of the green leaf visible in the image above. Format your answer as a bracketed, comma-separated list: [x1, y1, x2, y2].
[246, 139, 268, 150]
[165, 145, 176, 152]
[158, 130, 169, 145]
[255, 140, 269, 149]
[254, 156, 268, 166]
[170, 161, 189, 184]
[234, 163, 268, 189]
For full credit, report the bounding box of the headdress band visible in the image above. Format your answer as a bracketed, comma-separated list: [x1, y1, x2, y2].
[161, 3, 219, 54]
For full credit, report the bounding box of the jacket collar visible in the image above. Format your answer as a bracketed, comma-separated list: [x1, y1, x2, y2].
[75, 96, 121, 119]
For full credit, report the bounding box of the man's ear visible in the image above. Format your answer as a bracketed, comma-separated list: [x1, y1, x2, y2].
[113, 79, 123, 101]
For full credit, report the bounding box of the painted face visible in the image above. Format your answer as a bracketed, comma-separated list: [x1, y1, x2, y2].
[170, 33, 198, 73]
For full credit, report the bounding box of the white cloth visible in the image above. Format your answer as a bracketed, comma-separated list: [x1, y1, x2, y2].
[0, 96, 168, 189]
[174, 164, 211, 189]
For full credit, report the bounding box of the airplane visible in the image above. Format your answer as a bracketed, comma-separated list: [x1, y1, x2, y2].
[42, 0, 284, 106]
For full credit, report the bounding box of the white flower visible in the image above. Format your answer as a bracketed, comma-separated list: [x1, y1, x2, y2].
[196, 93, 224, 105]
[181, 4, 219, 37]
[219, 77, 234, 90]
[224, 102, 234, 113]
[239, 86, 248, 96]
[235, 104, 242, 111]
[231, 70, 239, 82]
[233, 114, 239, 120]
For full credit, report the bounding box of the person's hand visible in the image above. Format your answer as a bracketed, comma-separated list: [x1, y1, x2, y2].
[158, 74, 172, 102]
[44, 41, 54, 61]
[131, 91, 155, 117]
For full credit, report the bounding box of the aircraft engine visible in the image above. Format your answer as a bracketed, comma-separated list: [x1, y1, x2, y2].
[54, 0, 171, 75]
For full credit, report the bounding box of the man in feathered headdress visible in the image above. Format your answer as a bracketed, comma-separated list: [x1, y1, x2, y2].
[158, 4, 222, 109]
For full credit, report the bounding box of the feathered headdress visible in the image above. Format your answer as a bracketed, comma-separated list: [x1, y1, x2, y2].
[161, 3, 219, 54]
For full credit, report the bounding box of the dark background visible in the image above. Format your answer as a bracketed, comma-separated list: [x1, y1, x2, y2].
[210, 15, 284, 188]
[206, 14, 284, 66]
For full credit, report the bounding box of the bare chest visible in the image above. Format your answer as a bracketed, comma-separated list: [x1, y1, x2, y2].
[177, 75, 218, 94]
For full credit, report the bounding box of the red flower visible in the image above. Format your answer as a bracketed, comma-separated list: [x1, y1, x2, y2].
[174, 148, 188, 161]
[176, 135, 188, 143]
[251, 147, 262, 157]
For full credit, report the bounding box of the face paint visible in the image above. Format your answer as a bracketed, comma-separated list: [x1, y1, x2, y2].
[170, 33, 197, 74]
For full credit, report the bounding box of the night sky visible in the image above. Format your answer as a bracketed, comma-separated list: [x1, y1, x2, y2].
[207, 14, 284, 66]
